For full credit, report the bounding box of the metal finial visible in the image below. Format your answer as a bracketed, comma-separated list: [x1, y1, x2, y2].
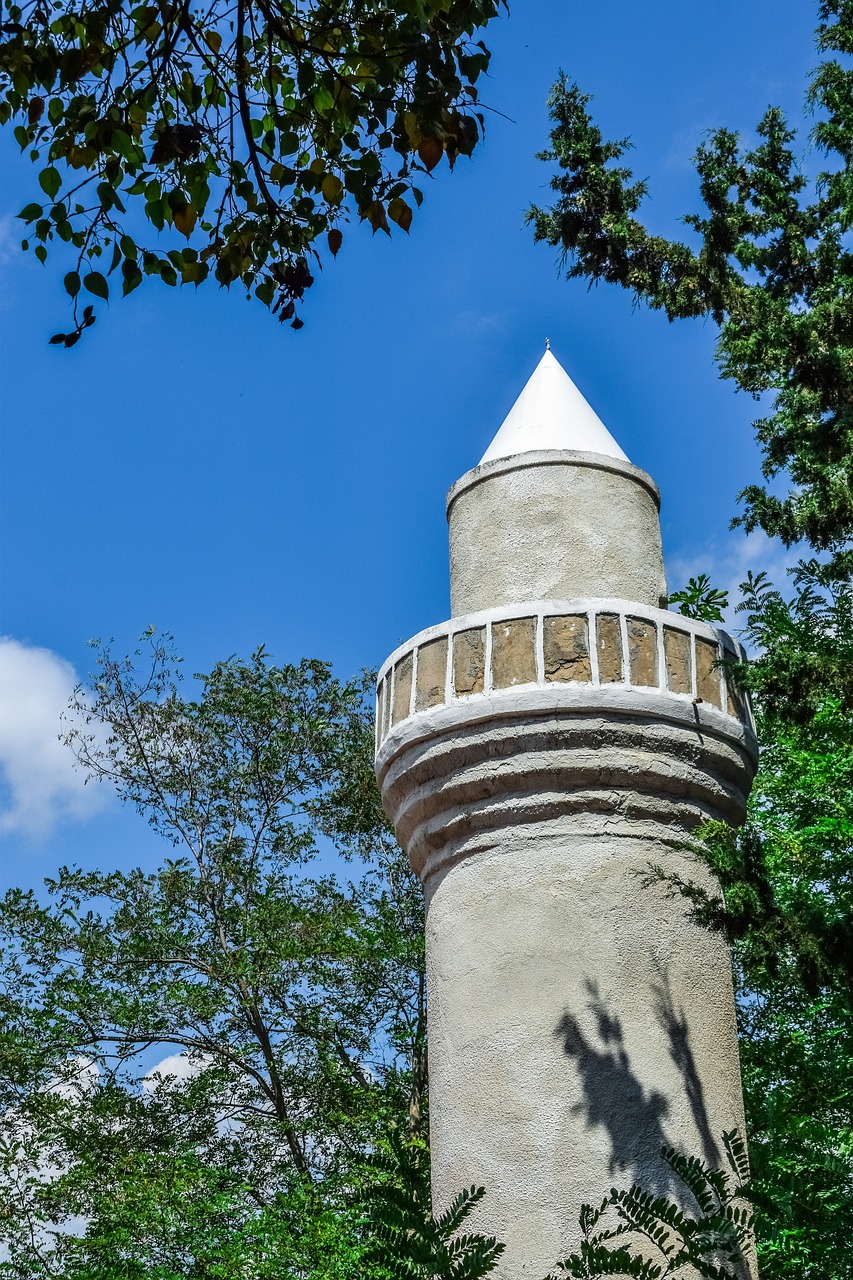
[545, 337, 550, 351]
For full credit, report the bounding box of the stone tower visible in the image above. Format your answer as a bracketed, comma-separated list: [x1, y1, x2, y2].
[374, 349, 757, 1277]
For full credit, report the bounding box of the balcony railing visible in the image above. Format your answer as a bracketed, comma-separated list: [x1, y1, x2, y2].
[375, 600, 751, 752]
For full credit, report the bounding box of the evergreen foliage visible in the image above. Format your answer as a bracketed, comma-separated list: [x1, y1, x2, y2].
[530, 0, 853, 573]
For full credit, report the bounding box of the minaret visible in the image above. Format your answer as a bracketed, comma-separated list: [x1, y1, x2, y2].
[375, 349, 757, 1277]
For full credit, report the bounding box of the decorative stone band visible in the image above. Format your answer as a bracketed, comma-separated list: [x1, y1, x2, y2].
[375, 599, 753, 754]
[375, 601, 757, 889]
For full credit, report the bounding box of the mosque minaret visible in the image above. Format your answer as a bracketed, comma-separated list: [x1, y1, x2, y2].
[374, 347, 756, 1277]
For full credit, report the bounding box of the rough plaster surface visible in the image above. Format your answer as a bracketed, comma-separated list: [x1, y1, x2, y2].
[377, 690, 756, 1279]
[447, 451, 666, 615]
[425, 836, 746, 1276]
[379, 447, 754, 1277]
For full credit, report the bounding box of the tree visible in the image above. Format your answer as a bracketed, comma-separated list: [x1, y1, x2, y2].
[361, 1130, 505, 1280]
[0, 635, 427, 1276]
[0, 0, 503, 344]
[668, 567, 853, 1280]
[529, 4, 853, 1275]
[553, 1132, 754, 1280]
[529, 0, 852, 574]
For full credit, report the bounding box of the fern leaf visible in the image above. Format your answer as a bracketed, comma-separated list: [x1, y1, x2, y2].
[434, 1183, 486, 1235]
[660, 1147, 719, 1216]
[721, 1129, 750, 1187]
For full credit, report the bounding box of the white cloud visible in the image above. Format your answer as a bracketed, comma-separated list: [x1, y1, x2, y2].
[48, 1056, 101, 1102]
[667, 531, 798, 635]
[454, 308, 510, 336]
[0, 214, 22, 268]
[143, 1051, 208, 1092]
[0, 637, 110, 838]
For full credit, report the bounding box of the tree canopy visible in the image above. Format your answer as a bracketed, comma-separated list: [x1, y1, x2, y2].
[0, 639, 429, 1276]
[0, 0, 503, 343]
[530, 4, 853, 1275]
[530, 0, 852, 571]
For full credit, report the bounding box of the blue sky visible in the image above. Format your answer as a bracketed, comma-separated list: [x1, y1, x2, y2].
[1, 0, 816, 884]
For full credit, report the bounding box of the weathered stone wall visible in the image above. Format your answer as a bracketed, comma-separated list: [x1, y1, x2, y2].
[376, 600, 751, 752]
[377, 432, 755, 1279]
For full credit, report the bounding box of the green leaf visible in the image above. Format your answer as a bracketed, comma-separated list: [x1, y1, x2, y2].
[121, 260, 143, 295]
[173, 203, 197, 237]
[388, 198, 412, 232]
[64, 271, 81, 297]
[321, 174, 343, 202]
[83, 271, 109, 300]
[39, 167, 61, 199]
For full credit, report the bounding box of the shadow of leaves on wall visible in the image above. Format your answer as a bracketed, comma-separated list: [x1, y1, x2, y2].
[555, 979, 672, 1191]
[554, 973, 721, 1200]
[651, 962, 720, 1168]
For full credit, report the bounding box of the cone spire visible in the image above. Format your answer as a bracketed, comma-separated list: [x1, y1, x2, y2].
[480, 347, 629, 466]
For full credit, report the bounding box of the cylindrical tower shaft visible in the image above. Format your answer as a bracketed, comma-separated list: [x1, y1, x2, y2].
[375, 350, 756, 1278]
[447, 450, 666, 614]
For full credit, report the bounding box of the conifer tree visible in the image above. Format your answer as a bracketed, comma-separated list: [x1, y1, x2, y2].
[530, 7, 853, 1273]
[529, 0, 852, 575]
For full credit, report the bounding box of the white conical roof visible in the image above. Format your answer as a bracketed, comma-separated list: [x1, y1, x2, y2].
[479, 347, 629, 465]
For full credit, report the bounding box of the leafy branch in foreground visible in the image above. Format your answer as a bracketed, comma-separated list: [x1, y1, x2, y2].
[0, 0, 504, 343]
[360, 1130, 504, 1280]
[554, 1131, 753, 1280]
[529, 0, 853, 570]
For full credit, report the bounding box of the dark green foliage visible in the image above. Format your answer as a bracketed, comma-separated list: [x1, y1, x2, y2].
[735, 559, 853, 725]
[659, 562, 853, 1278]
[554, 1132, 753, 1280]
[702, 579, 852, 1278]
[531, 9, 853, 1270]
[360, 1130, 504, 1279]
[664, 566, 853, 996]
[669, 574, 729, 624]
[529, 1, 853, 570]
[0, 635, 426, 1277]
[0, 0, 503, 342]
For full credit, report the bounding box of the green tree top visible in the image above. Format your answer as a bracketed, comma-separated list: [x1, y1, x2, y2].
[529, 0, 853, 570]
[0, 638, 428, 1277]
